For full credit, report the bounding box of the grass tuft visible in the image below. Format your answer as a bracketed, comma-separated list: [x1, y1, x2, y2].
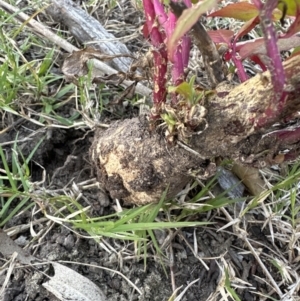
[0, 137, 43, 227]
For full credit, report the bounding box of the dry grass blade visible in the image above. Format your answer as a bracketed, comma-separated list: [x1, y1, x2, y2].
[243, 236, 283, 297]
[0, 252, 18, 296]
[173, 278, 200, 301]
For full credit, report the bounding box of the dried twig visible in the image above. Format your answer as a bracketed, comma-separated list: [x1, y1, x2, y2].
[47, 0, 133, 73]
[0, 0, 152, 97]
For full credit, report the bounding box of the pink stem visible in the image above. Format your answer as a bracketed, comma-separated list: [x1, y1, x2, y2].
[232, 37, 248, 82]
[152, 0, 192, 104]
[143, 0, 168, 107]
[153, 0, 168, 28]
[259, 0, 286, 106]
[168, 13, 184, 86]
[231, 53, 249, 82]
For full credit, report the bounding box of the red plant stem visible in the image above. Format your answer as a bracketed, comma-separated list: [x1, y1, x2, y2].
[232, 56, 248, 82]
[181, 0, 192, 69]
[231, 31, 249, 82]
[153, 0, 168, 28]
[170, 0, 191, 74]
[153, 0, 190, 84]
[249, 55, 267, 72]
[259, 0, 286, 106]
[152, 0, 180, 104]
[143, 0, 168, 106]
[254, 0, 289, 129]
[274, 126, 300, 144]
[266, 126, 300, 162]
[181, 34, 191, 69]
[153, 0, 191, 101]
[166, 12, 183, 104]
[168, 12, 185, 86]
[154, 0, 185, 85]
[230, 41, 248, 82]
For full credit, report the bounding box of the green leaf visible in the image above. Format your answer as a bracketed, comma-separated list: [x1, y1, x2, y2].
[168, 0, 217, 59]
[209, 2, 259, 21]
[161, 113, 177, 126]
[145, 186, 168, 223]
[114, 204, 154, 227]
[278, 0, 300, 16]
[55, 84, 75, 99]
[38, 48, 55, 76]
[168, 82, 193, 100]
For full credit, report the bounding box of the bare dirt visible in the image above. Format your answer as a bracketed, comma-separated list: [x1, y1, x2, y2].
[0, 116, 281, 301]
[0, 1, 294, 300]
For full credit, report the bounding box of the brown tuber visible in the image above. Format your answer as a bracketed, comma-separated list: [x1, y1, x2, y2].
[90, 117, 205, 205]
[90, 55, 300, 205]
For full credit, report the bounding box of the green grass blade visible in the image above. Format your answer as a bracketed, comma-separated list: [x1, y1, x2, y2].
[0, 195, 33, 227]
[0, 146, 17, 191]
[110, 221, 210, 232]
[24, 136, 45, 166]
[225, 268, 241, 301]
[11, 148, 30, 192]
[146, 186, 168, 223]
[0, 194, 17, 223]
[38, 48, 55, 76]
[113, 204, 153, 227]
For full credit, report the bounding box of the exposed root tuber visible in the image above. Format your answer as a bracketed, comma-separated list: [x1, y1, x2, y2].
[90, 117, 205, 205]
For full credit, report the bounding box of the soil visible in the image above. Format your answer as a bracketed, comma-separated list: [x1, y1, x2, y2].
[0, 117, 282, 301]
[0, 1, 295, 300]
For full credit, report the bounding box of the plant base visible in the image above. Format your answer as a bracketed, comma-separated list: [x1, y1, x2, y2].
[90, 116, 205, 205]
